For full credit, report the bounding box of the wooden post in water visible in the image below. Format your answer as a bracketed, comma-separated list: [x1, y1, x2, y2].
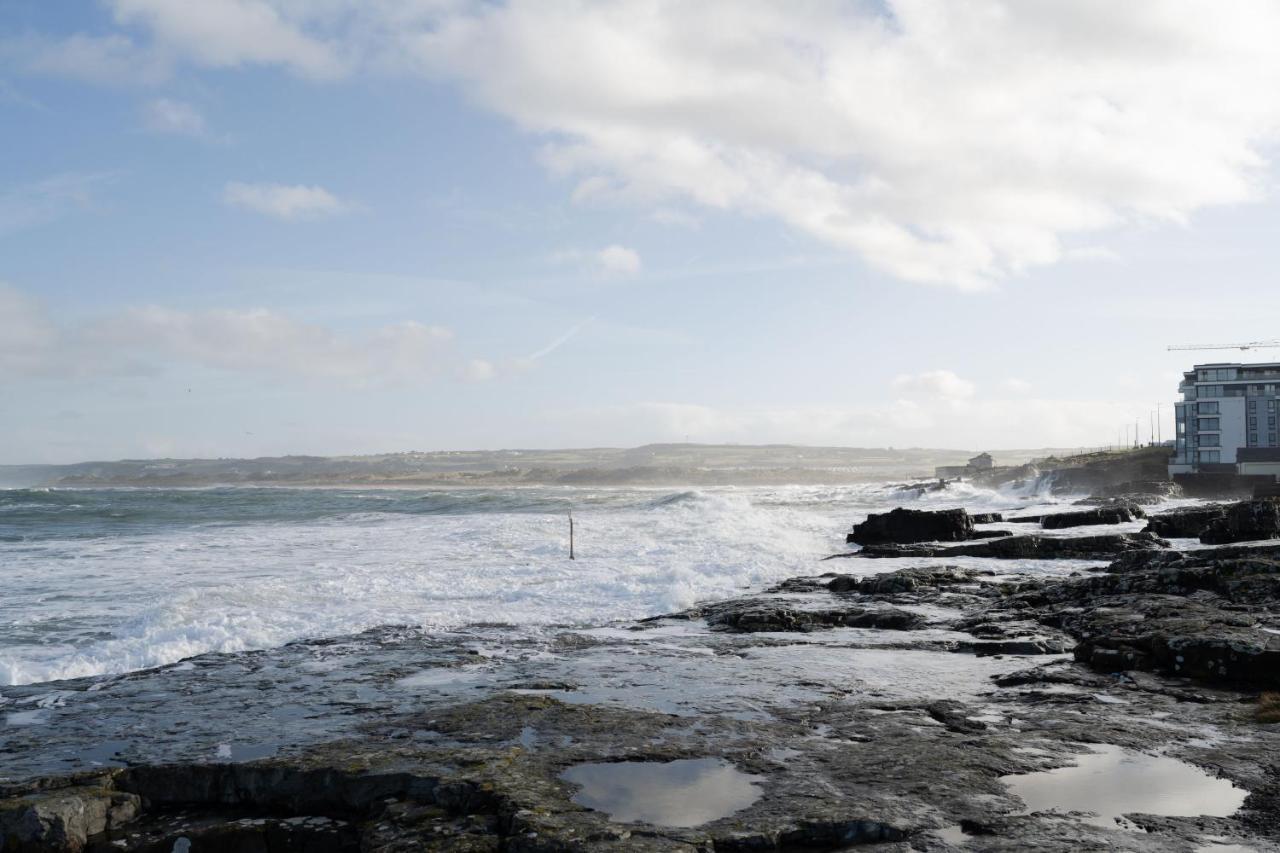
[569, 511, 575, 560]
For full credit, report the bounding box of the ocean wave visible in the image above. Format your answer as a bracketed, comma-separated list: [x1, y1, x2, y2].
[0, 485, 831, 686]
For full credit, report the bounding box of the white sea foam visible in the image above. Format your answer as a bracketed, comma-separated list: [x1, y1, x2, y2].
[0, 481, 1120, 687]
[0, 488, 830, 685]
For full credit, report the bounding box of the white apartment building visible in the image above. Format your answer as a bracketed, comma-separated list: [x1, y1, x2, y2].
[1170, 361, 1280, 476]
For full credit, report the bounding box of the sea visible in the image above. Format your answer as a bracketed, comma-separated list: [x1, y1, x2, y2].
[0, 480, 1124, 690]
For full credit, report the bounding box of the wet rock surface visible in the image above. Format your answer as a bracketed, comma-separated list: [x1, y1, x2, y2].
[971, 544, 1280, 688]
[5, 501, 1280, 852]
[842, 531, 1168, 560]
[1144, 504, 1228, 538]
[1008, 503, 1145, 529]
[1087, 480, 1184, 505]
[1201, 499, 1280, 545]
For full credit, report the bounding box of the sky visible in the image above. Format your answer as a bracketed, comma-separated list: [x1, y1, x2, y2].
[3, 0, 1280, 464]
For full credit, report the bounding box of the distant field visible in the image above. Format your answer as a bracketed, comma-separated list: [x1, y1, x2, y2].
[0, 444, 1096, 488]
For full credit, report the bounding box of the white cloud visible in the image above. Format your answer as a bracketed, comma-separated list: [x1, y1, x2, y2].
[223, 182, 347, 220]
[560, 396, 1140, 450]
[110, 0, 347, 79]
[143, 98, 206, 135]
[461, 358, 496, 382]
[552, 245, 642, 278]
[1, 33, 167, 85]
[87, 307, 452, 382]
[11, 2, 1280, 287]
[0, 284, 60, 375]
[596, 244, 641, 277]
[0, 284, 463, 386]
[1002, 378, 1033, 395]
[650, 207, 700, 229]
[892, 369, 976, 401]
[410, 0, 1280, 289]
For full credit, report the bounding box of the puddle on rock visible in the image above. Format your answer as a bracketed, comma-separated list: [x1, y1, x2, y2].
[934, 824, 970, 846]
[560, 758, 762, 828]
[5, 710, 48, 726]
[213, 742, 280, 762]
[1002, 744, 1248, 829]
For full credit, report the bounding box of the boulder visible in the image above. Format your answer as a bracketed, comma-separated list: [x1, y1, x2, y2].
[704, 603, 924, 633]
[1201, 500, 1280, 545]
[0, 785, 139, 853]
[1143, 505, 1227, 539]
[847, 508, 973, 545]
[969, 513, 1003, 524]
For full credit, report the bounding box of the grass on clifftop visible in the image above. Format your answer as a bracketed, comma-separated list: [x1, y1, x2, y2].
[1256, 692, 1280, 723]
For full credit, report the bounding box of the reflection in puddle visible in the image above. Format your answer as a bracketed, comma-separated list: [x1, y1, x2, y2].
[80, 739, 130, 767]
[561, 758, 762, 827]
[213, 742, 280, 762]
[1002, 744, 1248, 828]
[934, 824, 970, 846]
[396, 664, 490, 690]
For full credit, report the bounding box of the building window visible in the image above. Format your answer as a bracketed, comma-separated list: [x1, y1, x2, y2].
[1198, 401, 1219, 415]
[1250, 417, 1258, 429]
[1270, 400, 1276, 411]
[1198, 450, 1221, 463]
[1271, 433, 1277, 445]
[1200, 434, 1221, 447]
[1250, 400, 1259, 411]
[1197, 418, 1219, 430]
[1250, 433, 1258, 446]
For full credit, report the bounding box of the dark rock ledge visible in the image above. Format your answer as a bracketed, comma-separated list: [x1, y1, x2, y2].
[832, 531, 1168, 560]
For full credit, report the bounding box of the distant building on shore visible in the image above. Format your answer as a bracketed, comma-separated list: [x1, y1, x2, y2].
[1170, 361, 1280, 483]
[935, 452, 996, 480]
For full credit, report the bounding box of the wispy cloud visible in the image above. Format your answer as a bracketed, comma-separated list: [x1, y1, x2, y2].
[552, 245, 642, 278]
[0, 282, 461, 386]
[0, 172, 118, 237]
[143, 97, 206, 136]
[109, 0, 347, 79]
[559, 396, 1140, 450]
[523, 318, 595, 363]
[1, 33, 167, 85]
[223, 182, 348, 220]
[892, 369, 977, 401]
[0, 78, 47, 111]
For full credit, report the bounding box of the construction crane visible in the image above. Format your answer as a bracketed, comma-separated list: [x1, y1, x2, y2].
[1167, 340, 1280, 352]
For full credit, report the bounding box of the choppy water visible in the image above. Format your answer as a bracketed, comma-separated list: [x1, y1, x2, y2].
[0, 480, 1063, 688]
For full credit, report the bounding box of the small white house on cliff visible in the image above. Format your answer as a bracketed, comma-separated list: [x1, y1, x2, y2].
[935, 452, 996, 480]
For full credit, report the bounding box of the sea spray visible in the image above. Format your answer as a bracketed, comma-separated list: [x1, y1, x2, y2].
[0, 481, 1156, 687]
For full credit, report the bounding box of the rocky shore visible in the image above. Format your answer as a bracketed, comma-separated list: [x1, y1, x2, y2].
[4, 498, 1280, 851]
